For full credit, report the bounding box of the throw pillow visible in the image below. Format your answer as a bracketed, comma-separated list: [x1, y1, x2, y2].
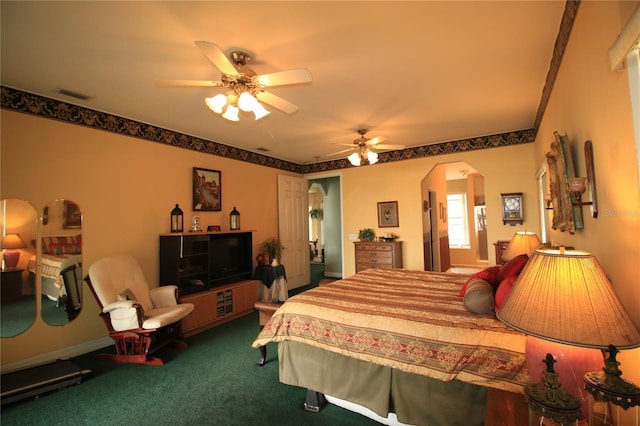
[494, 275, 518, 312]
[463, 278, 495, 314]
[459, 266, 501, 296]
[496, 254, 529, 283]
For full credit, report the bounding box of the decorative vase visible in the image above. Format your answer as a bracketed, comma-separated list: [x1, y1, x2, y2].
[271, 258, 279, 267]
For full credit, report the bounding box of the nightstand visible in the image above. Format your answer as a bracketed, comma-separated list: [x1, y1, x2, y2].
[1, 268, 24, 302]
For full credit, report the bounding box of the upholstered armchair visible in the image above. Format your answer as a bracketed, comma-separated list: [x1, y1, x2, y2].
[85, 255, 194, 366]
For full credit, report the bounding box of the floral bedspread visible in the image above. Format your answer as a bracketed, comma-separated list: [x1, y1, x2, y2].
[252, 268, 529, 393]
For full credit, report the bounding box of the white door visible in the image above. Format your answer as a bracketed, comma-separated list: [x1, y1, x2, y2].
[278, 175, 310, 290]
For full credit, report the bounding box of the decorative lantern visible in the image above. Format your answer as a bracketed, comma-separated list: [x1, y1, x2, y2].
[170, 204, 183, 233]
[230, 207, 240, 230]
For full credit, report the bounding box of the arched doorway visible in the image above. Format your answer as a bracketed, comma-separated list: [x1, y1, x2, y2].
[421, 162, 487, 271]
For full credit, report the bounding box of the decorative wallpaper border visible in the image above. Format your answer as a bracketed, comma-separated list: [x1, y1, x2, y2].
[2, 86, 533, 174]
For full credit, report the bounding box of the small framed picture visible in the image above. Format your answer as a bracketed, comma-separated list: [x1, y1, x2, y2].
[63, 200, 82, 229]
[377, 201, 399, 228]
[193, 167, 221, 211]
[207, 225, 221, 232]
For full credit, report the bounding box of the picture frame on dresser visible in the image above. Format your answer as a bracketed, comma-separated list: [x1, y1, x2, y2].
[193, 167, 221, 212]
[377, 201, 399, 227]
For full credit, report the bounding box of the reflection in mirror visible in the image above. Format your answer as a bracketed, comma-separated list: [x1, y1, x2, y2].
[1, 198, 37, 337]
[40, 199, 83, 326]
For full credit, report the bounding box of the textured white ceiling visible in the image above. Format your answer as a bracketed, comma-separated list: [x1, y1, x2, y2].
[1, 1, 565, 165]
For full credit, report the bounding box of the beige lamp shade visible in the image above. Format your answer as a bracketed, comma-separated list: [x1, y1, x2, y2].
[502, 231, 541, 261]
[1, 233, 26, 250]
[497, 248, 640, 349]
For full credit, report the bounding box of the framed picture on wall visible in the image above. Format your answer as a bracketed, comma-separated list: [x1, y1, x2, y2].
[192, 167, 221, 211]
[377, 201, 399, 227]
[63, 200, 82, 229]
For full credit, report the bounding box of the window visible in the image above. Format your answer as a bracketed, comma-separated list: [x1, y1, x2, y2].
[626, 45, 640, 189]
[447, 193, 470, 248]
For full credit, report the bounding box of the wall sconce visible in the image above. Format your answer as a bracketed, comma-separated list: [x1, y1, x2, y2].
[569, 140, 599, 218]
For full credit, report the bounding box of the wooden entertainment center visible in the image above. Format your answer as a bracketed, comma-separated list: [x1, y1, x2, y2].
[159, 231, 258, 337]
[179, 279, 257, 337]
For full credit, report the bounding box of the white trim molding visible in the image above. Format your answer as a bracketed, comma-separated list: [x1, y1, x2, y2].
[1, 337, 111, 374]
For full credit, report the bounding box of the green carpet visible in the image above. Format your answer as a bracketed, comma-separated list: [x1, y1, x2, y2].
[1, 311, 377, 426]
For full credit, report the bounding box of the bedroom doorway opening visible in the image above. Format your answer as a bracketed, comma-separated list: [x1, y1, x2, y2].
[308, 176, 342, 285]
[421, 162, 488, 272]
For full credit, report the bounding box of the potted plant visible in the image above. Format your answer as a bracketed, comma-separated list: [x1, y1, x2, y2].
[309, 208, 323, 220]
[260, 237, 284, 266]
[358, 228, 375, 241]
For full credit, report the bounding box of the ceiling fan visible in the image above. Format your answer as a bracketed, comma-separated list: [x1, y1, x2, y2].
[329, 129, 405, 166]
[155, 41, 312, 120]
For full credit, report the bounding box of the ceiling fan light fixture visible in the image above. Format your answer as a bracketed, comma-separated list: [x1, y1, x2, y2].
[252, 102, 271, 120]
[205, 93, 228, 113]
[237, 91, 258, 112]
[222, 104, 240, 121]
[348, 152, 362, 166]
[367, 150, 379, 165]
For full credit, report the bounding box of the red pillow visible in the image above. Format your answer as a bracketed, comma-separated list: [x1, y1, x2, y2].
[459, 266, 501, 297]
[494, 275, 518, 312]
[496, 254, 529, 283]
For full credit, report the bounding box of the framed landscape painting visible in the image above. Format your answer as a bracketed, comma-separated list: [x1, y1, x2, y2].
[193, 167, 221, 211]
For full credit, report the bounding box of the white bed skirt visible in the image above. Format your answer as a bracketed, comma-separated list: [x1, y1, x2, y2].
[326, 395, 413, 426]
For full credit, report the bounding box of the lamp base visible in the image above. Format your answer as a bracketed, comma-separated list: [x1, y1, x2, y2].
[526, 337, 602, 424]
[525, 353, 582, 425]
[584, 345, 640, 410]
[3, 250, 20, 269]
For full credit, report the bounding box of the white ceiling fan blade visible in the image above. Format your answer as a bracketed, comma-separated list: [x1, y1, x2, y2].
[154, 79, 223, 87]
[326, 147, 356, 157]
[374, 143, 405, 150]
[256, 91, 299, 114]
[368, 135, 389, 146]
[255, 69, 312, 87]
[194, 41, 239, 76]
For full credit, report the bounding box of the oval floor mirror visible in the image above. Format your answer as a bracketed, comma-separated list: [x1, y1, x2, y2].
[40, 199, 83, 326]
[1, 198, 37, 337]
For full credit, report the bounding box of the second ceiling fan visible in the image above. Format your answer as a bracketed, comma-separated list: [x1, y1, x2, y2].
[155, 41, 312, 120]
[329, 129, 405, 166]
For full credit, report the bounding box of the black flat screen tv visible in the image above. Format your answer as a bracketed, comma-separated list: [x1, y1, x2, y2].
[208, 232, 253, 288]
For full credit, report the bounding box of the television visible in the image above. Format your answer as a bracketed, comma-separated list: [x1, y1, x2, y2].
[208, 232, 253, 288]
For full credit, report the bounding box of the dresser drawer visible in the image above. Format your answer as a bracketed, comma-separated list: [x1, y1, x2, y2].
[356, 250, 393, 262]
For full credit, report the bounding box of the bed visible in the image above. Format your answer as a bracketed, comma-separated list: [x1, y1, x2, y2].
[27, 235, 82, 302]
[252, 267, 529, 425]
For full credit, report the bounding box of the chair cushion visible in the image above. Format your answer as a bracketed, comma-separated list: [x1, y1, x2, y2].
[109, 306, 142, 331]
[88, 255, 154, 311]
[142, 303, 194, 330]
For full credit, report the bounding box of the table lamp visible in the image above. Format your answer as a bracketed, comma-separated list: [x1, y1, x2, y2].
[1, 233, 27, 269]
[503, 231, 542, 261]
[497, 248, 640, 425]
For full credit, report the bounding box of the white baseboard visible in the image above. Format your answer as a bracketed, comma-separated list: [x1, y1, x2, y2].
[1, 337, 112, 374]
[324, 271, 342, 278]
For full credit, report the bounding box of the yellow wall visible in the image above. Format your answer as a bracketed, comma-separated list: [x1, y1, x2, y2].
[339, 143, 539, 277]
[1, 109, 296, 365]
[533, 0, 640, 413]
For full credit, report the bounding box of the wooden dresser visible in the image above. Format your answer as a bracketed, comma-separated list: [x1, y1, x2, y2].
[354, 241, 403, 272]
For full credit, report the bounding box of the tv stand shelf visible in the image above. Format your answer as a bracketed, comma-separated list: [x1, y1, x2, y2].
[159, 231, 258, 336]
[180, 280, 258, 337]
